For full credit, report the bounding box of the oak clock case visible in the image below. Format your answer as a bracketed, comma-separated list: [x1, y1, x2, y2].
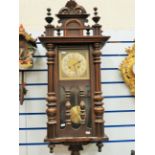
[39, 0, 110, 155]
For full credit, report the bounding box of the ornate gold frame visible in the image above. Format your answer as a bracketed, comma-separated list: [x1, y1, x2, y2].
[120, 44, 135, 95]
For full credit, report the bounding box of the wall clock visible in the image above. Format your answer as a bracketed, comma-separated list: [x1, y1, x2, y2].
[39, 0, 110, 154]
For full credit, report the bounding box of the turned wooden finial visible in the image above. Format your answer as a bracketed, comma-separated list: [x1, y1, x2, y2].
[44, 8, 55, 36]
[96, 142, 103, 152]
[92, 7, 101, 24]
[92, 7, 103, 34]
[45, 8, 54, 24]
[86, 25, 91, 36]
[94, 7, 98, 15]
[48, 143, 55, 153]
[92, 7, 102, 35]
[69, 145, 83, 155]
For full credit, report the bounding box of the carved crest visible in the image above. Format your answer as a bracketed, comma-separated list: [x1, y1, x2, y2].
[58, 0, 87, 15]
[39, 0, 110, 154]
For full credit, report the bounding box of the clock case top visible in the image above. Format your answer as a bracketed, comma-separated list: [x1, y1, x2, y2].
[39, 0, 110, 153]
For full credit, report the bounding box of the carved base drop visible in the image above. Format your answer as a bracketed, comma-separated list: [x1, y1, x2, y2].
[96, 142, 103, 152]
[69, 144, 83, 155]
[49, 143, 55, 153]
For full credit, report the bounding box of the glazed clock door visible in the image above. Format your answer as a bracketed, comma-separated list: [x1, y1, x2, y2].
[57, 47, 93, 135]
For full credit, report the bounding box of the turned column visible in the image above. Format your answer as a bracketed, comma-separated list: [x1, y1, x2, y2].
[46, 43, 57, 138]
[79, 90, 86, 125]
[65, 89, 71, 126]
[93, 43, 105, 137]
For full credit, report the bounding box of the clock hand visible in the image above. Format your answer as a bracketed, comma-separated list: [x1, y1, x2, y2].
[72, 60, 81, 75]
[68, 60, 82, 72]
[73, 60, 82, 67]
[68, 63, 77, 72]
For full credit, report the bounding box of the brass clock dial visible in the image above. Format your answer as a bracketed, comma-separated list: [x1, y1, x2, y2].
[59, 50, 90, 80]
[62, 53, 86, 77]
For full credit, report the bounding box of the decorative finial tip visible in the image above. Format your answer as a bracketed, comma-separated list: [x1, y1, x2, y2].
[47, 8, 51, 12]
[93, 7, 98, 16]
[47, 8, 51, 16]
[45, 8, 53, 24]
[92, 7, 100, 24]
[94, 7, 98, 11]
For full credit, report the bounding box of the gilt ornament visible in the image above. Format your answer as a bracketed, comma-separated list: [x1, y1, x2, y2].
[120, 44, 135, 95]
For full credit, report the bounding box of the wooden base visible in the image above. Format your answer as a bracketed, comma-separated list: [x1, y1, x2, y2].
[47, 135, 108, 154]
[45, 135, 108, 143]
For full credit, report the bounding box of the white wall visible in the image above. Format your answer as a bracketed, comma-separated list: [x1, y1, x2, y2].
[19, 0, 135, 155]
[19, 0, 134, 32]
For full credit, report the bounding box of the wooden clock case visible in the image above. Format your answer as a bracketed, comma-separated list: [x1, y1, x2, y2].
[39, 0, 110, 154]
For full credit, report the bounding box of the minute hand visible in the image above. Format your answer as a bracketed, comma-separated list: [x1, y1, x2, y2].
[73, 60, 82, 66]
[73, 60, 82, 74]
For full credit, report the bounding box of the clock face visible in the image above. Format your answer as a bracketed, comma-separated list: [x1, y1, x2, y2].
[62, 53, 86, 77]
[59, 50, 90, 80]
